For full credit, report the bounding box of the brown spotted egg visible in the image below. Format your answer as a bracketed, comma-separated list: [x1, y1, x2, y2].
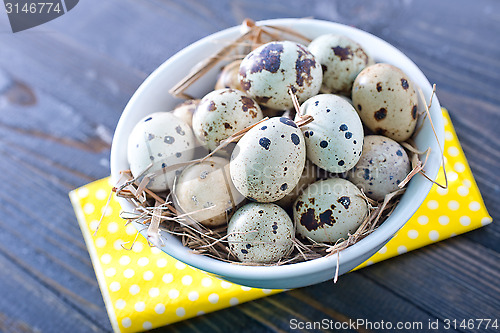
[294, 178, 368, 243]
[227, 202, 294, 263]
[239, 41, 322, 109]
[230, 117, 306, 203]
[347, 135, 411, 201]
[172, 99, 200, 127]
[215, 60, 244, 91]
[174, 157, 244, 227]
[298, 94, 364, 173]
[275, 160, 317, 209]
[308, 34, 373, 95]
[192, 88, 263, 151]
[352, 63, 418, 142]
[127, 112, 196, 192]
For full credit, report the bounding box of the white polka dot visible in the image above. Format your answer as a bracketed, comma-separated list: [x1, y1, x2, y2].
[454, 162, 465, 173]
[436, 187, 448, 196]
[163, 273, 173, 284]
[101, 206, 113, 217]
[417, 215, 429, 225]
[463, 179, 472, 188]
[149, 287, 160, 298]
[365, 260, 374, 266]
[83, 203, 95, 214]
[89, 220, 100, 232]
[378, 245, 387, 254]
[438, 216, 450, 225]
[220, 281, 232, 289]
[143, 322, 152, 330]
[123, 269, 135, 278]
[197, 311, 206, 316]
[100, 254, 111, 264]
[157, 258, 167, 268]
[155, 303, 165, 314]
[397, 246, 407, 254]
[457, 186, 469, 197]
[241, 286, 252, 291]
[107, 222, 118, 233]
[143, 271, 154, 281]
[448, 146, 459, 157]
[125, 224, 137, 235]
[459, 216, 471, 226]
[407, 230, 419, 239]
[137, 257, 149, 266]
[182, 275, 193, 286]
[105, 268, 116, 277]
[77, 187, 89, 198]
[188, 291, 199, 301]
[96, 188, 108, 200]
[122, 318, 131, 328]
[175, 261, 187, 270]
[429, 230, 440, 241]
[169, 289, 180, 299]
[119, 255, 131, 266]
[208, 293, 219, 304]
[132, 242, 144, 253]
[151, 247, 162, 255]
[481, 217, 492, 226]
[469, 201, 480, 211]
[262, 289, 273, 294]
[201, 277, 212, 287]
[115, 299, 126, 309]
[113, 239, 125, 250]
[450, 233, 457, 237]
[427, 200, 439, 210]
[447, 171, 458, 182]
[129, 284, 140, 295]
[109, 281, 121, 292]
[229, 297, 239, 306]
[95, 237, 106, 248]
[176, 307, 186, 317]
[134, 301, 145, 312]
[445, 131, 453, 141]
[448, 200, 459, 211]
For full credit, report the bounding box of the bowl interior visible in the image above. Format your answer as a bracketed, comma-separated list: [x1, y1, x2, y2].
[110, 18, 443, 289]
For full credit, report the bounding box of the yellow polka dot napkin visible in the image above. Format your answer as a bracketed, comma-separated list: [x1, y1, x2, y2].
[69, 108, 491, 333]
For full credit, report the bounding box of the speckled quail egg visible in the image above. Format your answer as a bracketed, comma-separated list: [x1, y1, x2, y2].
[192, 88, 263, 151]
[298, 94, 364, 173]
[239, 41, 322, 109]
[275, 160, 317, 209]
[172, 99, 200, 127]
[227, 202, 294, 263]
[308, 34, 373, 96]
[215, 60, 244, 91]
[294, 178, 368, 243]
[347, 135, 411, 201]
[173, 156, 244, 227]
[230, 117, 306, 202]
[352, 63, 418, 142]
[127, 112, 196, 192]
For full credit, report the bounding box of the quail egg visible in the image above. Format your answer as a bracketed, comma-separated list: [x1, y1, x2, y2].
[239, 41, 322, 109]
[299, 94, 363, 173]
[275, 160, 317, 209]
[227, 202, 294, 263]
[174, 157, 244, 227]
[215, 60, 244, 91]
[230, 117, 306, 202]
[352, 63, 418, 142]
[172, 99, 200, 127]
[294, 178, 368, 243]
[347, 135, 411, 201]
[308, 34, 373, 95]
[127, 112, 196, 191]
[192, 88, 263, 151]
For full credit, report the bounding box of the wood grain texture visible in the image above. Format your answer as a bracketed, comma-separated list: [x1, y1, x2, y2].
[0, 0, 498, 332]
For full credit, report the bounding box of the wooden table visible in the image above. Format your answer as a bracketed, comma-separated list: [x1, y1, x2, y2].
[0, 0, 498, 332]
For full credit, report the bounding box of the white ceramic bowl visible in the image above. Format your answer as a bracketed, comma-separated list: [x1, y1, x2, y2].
[110, 18, 443, 289]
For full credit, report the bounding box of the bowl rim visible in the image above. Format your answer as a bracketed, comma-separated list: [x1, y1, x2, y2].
[110, 18, 443, 282]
